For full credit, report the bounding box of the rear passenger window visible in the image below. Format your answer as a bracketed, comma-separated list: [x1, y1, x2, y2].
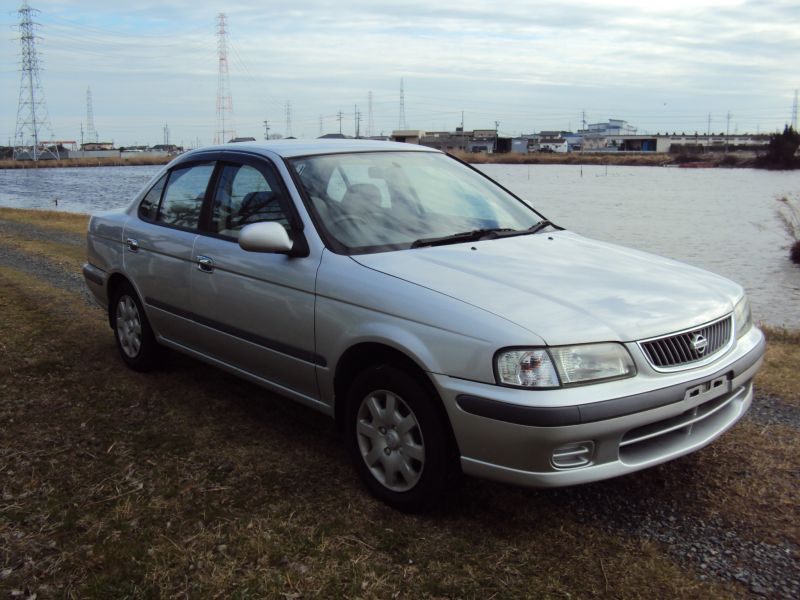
[157, 163, 215, 229]
[210, 163, 290, 239]
[138, 174, 167, 221]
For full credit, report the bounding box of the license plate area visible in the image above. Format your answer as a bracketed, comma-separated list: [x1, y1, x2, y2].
[684, 374, 731, 403]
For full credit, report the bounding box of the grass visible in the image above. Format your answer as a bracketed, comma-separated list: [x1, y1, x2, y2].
[758, 326, 800, 406]
[0, 207, 89, 236]
[1, 266, 744, 598]
[0, 206, 798, 597]
[776, 196, 800, 265]
[0, 156, 171, 170]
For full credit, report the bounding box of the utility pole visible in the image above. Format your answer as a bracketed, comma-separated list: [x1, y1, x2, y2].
[337, 110, 344, 134]
[319, 115, 323, 136]
[79, 122, 84, 156]
[725, 111, 731, 153]
[398, 77, 407, 130]
[214, 13, 235, 144]
[14, 1, 58, 161]
[86, 86, 98, 143]
[792, 90, 798, 130]
[494, 120, 500, 152]
[367, 91, 374, 138]
[354, 104, 362, 138]
[285, 101, 292, 137]
[263, 120, 269, 140]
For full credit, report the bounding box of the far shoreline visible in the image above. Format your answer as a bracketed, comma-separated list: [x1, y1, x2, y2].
[0, 150, 781, 170]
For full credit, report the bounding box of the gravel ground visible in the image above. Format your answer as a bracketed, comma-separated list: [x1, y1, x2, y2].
[549, 460, 799, 598]
[0, 236, 95, 306]
[1, 216, 798, 598]
[0, 218, 85, 248]
[748, 393, 800, 427]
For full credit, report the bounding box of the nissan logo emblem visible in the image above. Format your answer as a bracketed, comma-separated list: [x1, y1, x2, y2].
[691, 333, 708, 355]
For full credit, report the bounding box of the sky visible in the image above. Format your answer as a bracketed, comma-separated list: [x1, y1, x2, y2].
[2, 0, 799, 147]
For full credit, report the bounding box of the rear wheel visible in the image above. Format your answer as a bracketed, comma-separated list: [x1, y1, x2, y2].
[345, 364, 456, 511]
[110, 282, 159, 371]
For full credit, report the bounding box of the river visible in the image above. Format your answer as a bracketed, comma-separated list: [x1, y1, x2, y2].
[1, 163, 798, 329]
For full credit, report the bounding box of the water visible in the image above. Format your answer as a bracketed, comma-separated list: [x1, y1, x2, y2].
[0, 165, 163, 213]
[1, 163, 798, 328]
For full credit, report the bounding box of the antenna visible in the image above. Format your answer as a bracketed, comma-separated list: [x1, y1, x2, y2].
[86, 86, 98, 143]
[14, 1, 58, 161]
[214, 13, 235, 144]
[367, 91, 374, 138]
[399, 78, 407, 129]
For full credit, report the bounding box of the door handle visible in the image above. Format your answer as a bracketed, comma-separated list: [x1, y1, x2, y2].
[126, 238, 139, 252]
[197, 255, 214, 273]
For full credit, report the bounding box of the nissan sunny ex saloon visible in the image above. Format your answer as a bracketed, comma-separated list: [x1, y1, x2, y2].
[83, 140, 765, 511]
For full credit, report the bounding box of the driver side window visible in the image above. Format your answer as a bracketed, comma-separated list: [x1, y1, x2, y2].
[210, 163, 290, 239]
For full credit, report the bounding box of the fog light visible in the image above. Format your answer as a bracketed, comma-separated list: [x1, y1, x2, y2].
[551, 441, 595, 469]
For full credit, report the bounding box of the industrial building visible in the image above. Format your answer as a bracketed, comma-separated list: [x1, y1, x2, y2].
[391, 119, 770, 156]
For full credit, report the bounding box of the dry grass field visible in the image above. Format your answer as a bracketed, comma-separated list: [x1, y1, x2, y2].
[1, 207, 797, 598]
[0, 156, 171, 170]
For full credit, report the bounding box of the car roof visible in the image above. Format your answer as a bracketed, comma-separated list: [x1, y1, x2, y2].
[188, 139, 439, 159]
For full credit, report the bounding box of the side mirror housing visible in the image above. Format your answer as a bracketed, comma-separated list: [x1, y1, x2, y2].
[238, 222, 294, 254]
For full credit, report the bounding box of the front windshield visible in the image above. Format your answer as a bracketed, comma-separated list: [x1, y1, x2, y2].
[289, 151, 543, 253]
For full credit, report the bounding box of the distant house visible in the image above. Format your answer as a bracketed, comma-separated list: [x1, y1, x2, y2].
[81, 142, 114, 151]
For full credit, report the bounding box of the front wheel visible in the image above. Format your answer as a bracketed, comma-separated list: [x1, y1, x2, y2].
[345, 364, 457, 512]
[110, 282, 159, 371]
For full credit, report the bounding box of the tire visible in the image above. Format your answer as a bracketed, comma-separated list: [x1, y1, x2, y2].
[110, 282, 159, 371]
[344, 364, 457, 512]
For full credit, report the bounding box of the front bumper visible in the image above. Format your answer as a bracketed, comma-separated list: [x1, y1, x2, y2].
[432, 327, 766, 488]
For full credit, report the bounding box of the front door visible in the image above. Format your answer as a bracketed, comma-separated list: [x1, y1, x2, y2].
[189, 158, 322, 401]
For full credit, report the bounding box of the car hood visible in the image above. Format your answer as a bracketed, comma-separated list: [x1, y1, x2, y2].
[352, 231, 741, 345]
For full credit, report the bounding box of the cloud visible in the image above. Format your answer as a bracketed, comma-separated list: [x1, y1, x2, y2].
[2, 0, 797, 144]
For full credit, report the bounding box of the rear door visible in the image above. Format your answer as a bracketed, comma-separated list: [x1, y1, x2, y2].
[123, 160, 215, 344]
[189, 155, 322, 400]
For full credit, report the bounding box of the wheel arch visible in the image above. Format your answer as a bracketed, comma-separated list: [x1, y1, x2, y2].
[333, 342, 461, 455]
[106, 273, 136, 328]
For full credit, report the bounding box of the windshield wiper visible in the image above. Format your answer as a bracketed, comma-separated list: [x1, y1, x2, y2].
[526, 219, 552, 235]
[411, 220, 554, 249]
[411, 228, 515, 248]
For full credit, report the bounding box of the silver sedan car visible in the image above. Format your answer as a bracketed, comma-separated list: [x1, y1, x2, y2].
[83, 140, 765, 511]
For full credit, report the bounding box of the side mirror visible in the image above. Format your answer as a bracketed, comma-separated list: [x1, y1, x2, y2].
[238, 222, 294, 254]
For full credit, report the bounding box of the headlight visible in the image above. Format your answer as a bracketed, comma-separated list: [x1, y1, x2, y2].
[733, 295, 752, 339]
[495, 343, 635, 388]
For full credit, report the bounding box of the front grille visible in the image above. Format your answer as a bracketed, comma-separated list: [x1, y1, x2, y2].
[639, 316, 732, 370]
